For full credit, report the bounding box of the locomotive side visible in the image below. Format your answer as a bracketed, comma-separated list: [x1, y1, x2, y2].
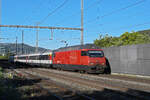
[53, 49, 110, 74]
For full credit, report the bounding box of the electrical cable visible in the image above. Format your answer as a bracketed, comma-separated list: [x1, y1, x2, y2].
[115, 21, 150, 30]
[73, 0, 146, 27]
[54, 0, 103, 26]
[23, 0, 48, 25]
[39, 0, 69, 24]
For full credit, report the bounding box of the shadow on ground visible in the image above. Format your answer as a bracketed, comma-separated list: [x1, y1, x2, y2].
[0, 61, 150, 100]
[1, 76, 150, 100]
[0, 77, 42, 100]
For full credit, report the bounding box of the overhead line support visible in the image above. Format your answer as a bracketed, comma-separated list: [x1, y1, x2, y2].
[0, 25, 82, 31]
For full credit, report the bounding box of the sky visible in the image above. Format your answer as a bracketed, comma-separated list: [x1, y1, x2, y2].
[1, 0, 150, 50]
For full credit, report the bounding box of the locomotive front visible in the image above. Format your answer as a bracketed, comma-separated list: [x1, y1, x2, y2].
[81, 49, 107, 73]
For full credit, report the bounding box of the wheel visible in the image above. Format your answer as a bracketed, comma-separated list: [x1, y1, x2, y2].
[79, 70, 85, 73]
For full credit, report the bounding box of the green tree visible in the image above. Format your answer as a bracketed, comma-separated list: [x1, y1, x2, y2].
[94, 34, 113, 47]
[94, 31, 150, 47]
[119, 31, 150, 45]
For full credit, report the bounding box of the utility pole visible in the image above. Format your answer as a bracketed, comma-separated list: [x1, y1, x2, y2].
[81, 0, 84, 45]
[50, 29, 53, 40]
[16, 36, 18, 55]
[22, 30, 24, 54]
[35, 23, 39, 53]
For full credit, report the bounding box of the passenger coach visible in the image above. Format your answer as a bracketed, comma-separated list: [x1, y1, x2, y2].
[14, 52, 52, 67]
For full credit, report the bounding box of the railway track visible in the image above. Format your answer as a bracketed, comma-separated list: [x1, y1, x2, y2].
[14, 68, 150, 100]
[1, 60, 150, 100]
[13, 70, 64, 100]
[13, 69, 96, 100]
[38, 68, 150, 92]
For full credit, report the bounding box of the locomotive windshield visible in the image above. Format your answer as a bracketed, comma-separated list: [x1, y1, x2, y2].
[88, 50, 104, 57]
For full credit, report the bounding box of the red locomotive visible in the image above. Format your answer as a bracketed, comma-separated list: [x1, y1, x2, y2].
[53, 47, 110, 74]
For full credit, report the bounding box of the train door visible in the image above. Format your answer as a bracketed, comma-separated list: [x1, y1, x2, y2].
[80, 50, 89, 65]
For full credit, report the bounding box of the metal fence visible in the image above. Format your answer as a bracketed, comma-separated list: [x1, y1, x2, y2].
[103, 44, 150, 76]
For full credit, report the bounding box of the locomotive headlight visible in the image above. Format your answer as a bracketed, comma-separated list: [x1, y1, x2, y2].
[90, 63, 94, 65]
[101, 63, 105, 65]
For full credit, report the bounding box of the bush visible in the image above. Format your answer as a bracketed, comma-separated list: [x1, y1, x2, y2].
[94, 32, 150, 47]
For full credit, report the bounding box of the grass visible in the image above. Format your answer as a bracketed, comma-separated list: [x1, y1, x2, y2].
[0, 66, 43, 100]
[0, 55, 8, 60]
[0, 67, 21, 100]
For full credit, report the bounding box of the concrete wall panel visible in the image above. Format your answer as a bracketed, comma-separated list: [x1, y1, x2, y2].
[103, 44, 150, 76]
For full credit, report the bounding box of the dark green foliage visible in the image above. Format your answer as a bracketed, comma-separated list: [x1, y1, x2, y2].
[94, 31, 150, 47]
[0, 67, 21, 100]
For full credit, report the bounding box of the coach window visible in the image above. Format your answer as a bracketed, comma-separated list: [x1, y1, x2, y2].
[81, 51, 87, 56]
[30, 56, 36, 60]
[43, 55, 46, 60]
[44, 55, 46, 60]
[22, 57, 26, 60]
[42, 55, 46, 60]
[34, 56, 37, 60]
[20, 57, 25, 60]
[30, 56, 33, 60]
[40, 55, 48, 60]
[40, 55, 43, 60]
[46, 55, 49, 60]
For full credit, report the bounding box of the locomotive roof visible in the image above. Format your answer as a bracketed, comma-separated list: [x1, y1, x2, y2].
[53, 44, 101, 52]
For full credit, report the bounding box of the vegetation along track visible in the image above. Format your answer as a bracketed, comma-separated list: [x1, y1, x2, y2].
[14, 67, 150, 100]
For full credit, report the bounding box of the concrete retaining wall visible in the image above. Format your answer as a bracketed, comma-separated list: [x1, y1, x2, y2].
[103, 44, 150, 76]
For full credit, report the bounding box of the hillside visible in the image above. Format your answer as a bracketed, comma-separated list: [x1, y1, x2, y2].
[138, 29, 150, 36]
[0, 43, 49, 55]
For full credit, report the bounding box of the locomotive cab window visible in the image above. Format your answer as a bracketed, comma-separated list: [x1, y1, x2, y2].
[81, 51, 87, 56]
[88, 50, 104, 57]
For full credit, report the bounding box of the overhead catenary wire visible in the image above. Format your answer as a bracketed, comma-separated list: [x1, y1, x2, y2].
[101, 0, 146, 18]
[39, 0, 69, 25]
[114, 21, 150, 30]
[92, 21, 150, 34]
[54, 0, 103, 26]
[23, 0, 48, 25]
[73, 0, 146, 27]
